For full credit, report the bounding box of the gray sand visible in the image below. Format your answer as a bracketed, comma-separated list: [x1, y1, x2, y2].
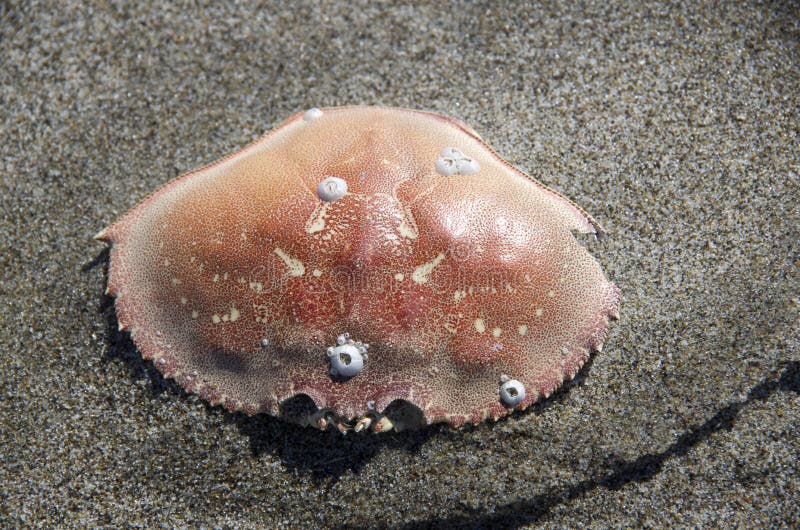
[1, 1, 798, 528]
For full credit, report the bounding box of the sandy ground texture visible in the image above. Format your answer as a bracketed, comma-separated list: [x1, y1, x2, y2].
[2, 1, 799, 528]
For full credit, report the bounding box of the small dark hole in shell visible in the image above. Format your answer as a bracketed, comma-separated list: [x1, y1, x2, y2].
[279, 394, 318, 425]
[382, 399, 426, 431]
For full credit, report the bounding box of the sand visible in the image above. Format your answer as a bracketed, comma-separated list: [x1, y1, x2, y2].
[1, 1, 798, 528]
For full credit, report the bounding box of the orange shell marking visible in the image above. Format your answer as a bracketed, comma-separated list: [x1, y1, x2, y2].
[97, 106, 619, 432]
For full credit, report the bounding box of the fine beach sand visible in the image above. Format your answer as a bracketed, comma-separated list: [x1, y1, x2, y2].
[1, 2, 798, 528]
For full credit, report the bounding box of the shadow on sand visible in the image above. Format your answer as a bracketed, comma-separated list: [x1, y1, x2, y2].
[92, 251, 798, 525]
[356, 361, 800, 530]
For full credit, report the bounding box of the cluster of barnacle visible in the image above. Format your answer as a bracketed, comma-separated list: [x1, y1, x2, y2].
[434, 146, 480, 176]
[326, 333, 369, 379]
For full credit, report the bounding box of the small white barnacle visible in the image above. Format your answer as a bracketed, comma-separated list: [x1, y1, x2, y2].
[327, 334, 369, 378]
[435, 146, 480, 176]
[435, 156, 457, 176]
[328, 344, 365, 378]
[455, 156, 480, 175]
[303, 107, 323, 121]
[317, 176, 348, 202]
[260, 338, 269, 349]
[435, 147, 460, 176]
[498, 374, 526, 408]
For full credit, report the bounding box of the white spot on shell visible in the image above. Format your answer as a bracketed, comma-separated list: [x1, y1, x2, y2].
[312, 269, 323, 277]
[273, 247, 305, 277]
[474, 318, 486, 333]
[492, 327, 502, 337]
[317, 176, 347, 202]
[305, 202, 330, 233]
[303, 108, 323, 121]
[499, 375, 526, 407]
[394, 273, 404, 281]
[518, 325, 528, 336]
[535, 308, 544, 317]
[412, 252, 445, 284]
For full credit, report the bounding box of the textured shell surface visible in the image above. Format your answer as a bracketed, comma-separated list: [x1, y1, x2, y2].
[97, 106, 619, 432]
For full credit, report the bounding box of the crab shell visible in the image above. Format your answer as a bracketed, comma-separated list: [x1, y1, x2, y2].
[96, 106, 619, 432]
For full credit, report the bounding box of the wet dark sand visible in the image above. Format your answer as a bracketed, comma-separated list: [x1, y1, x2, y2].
[1, 2, 798, 528]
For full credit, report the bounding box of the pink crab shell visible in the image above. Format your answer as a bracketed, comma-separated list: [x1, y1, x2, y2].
[97, 106, 619, 431]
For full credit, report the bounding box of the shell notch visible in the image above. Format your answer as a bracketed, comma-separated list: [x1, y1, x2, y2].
[95, 105, 619, 433]
[327, 333, 369, 379]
